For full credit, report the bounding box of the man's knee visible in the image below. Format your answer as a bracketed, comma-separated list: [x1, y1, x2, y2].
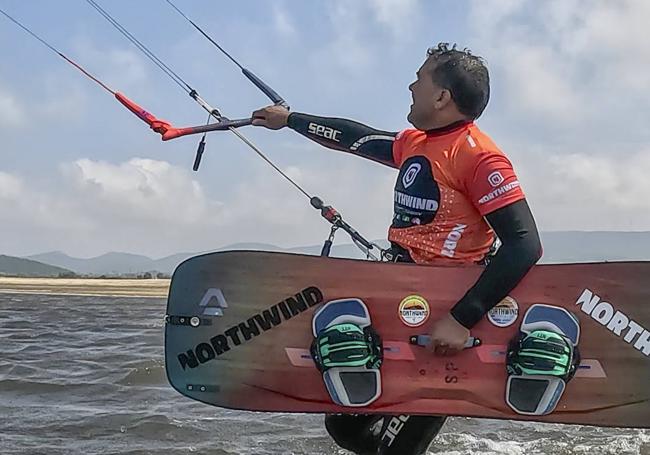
[325, 414, 447, 455]
[378, 415, 447, 455]
[325, 414, 380, 455]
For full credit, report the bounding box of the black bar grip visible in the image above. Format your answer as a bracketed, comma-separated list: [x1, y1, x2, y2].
[193, 138, 206, 171]
[242, 68, 289, 109]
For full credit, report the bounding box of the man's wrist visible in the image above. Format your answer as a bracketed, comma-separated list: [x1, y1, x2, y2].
[450, 294, 486, 329]
[286, 112, 300, 130]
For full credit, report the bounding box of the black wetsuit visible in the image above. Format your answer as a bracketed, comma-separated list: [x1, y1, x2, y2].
[288, 112, 542, 455]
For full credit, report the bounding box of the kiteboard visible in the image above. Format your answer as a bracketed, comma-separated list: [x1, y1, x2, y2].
[164, 251, 650, 428]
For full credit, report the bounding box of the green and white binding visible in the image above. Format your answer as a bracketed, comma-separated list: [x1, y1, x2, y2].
[506, 304, 581, 416]
[311, 299, 384, 407]
[311, 323, 382, 371]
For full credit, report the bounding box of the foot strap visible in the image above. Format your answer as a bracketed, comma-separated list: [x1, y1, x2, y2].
[506, 304, 581, 416]
[311, 298, 383, 407]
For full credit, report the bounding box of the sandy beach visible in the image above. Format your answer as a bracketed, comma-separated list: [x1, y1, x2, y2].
[0, 277, 170, 298]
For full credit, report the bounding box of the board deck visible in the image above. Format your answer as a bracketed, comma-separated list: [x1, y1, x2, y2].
[164, 251, 650, 428]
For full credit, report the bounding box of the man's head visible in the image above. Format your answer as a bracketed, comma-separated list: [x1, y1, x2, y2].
[408, 43, 490, 130]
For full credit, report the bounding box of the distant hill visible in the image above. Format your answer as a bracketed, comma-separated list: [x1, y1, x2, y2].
[10, 231, 650, 276]
[25, 243, 286, 276]
[28, 251, 161, 275]
[0, 255, 74, 277]
[539, 231, 650, 263]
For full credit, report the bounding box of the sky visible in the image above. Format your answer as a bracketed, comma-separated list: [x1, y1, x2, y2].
[1, 0, 650, 259]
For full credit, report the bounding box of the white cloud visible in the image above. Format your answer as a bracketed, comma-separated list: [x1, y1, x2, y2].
[464, 0, 650, 233]
[272, 4, 297, 38]
[369, 0, 420, 39]
[313, 1, 374, 76]
[513, 144, 650, 231]
[60, 158, 223, 226]
[470, 0, 523, 28]
[37, 85, 88, 122]
[9, 145, 648, 257]
[73, 37, 150, 91]
[469, 0, 650, 131]
[0, 159, 224, 256]
[547, 151, 650, 211]
[10, 137, 650, 257]
[0, 170, 89, 231]
[496, 44, 581, 121]
[0, 172, 23, 199]
[0, 155, 395, 257]
[569, 1, 650, 93]
[303, 0, 423, 101]
[100, 49, 149, 90]
[313, 0, 420, 76]
[0, 86, 26, 127]
[219, 158, 395, 247]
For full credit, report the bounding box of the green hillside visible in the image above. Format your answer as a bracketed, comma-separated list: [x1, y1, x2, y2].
[0, 255, 75, 277]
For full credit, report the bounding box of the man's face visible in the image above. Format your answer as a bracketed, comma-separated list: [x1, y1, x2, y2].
[407, 57, 448, 129]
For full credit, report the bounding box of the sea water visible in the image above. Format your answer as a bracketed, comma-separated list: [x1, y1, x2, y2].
[1, 294, 648, 455]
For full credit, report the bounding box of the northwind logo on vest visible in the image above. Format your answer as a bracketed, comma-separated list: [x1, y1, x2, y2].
[394, 191, 439, 211]
[402, 163, 422, 188]
[199, 288, 228, 316]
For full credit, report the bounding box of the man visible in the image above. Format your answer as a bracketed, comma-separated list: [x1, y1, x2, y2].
[252, 43, 542, 455]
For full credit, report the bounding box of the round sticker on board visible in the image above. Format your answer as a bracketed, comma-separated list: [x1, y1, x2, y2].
[398, 295, 430, 327]
[487, 296, 519, 327]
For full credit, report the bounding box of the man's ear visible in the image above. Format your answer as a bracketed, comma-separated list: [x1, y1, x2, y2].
[434, 89, 453, 109]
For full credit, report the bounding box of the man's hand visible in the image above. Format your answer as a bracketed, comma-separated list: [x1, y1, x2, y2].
[251, 105, 290, 130]
[428, 313, 470, 356]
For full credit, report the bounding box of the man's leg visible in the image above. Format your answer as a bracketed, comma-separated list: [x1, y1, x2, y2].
[325, 414, 382, 455]
[376, 414, 447, 455]
[325, 414, 447, 455]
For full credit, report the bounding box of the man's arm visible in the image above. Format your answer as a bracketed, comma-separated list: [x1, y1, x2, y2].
[252, 106, 399, 167]
[250, 104, 399, 167]
[286, 113, 398, 167]
[450, 199, 543, 328]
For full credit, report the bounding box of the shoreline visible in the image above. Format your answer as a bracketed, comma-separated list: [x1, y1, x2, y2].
[0, 277, 170, 298]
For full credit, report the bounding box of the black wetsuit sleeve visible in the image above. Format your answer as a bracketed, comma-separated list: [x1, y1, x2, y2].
[450, 199, 543, 329]
[287, 112, 398, 167]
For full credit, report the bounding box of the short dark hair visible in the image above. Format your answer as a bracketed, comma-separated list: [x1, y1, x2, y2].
[426, 43, 490, 119]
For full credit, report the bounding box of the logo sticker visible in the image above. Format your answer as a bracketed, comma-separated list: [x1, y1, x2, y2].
[478, 181, 521, 205]
[308, 122, 341, 142]
[399, 295, 430, 327]
[199, 288, 228, 316]
[575, 288, 650, 357]
[488, 171, 505, 187]
[487, 296, 519, 327]
[402, 163, 422, 188]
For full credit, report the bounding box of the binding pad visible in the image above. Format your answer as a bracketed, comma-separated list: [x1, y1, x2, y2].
[311, 298, 382, 407]
[506, 304, 581, 416]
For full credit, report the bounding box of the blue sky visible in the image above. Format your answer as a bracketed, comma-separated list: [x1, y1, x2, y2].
[2, 0, 650, 258]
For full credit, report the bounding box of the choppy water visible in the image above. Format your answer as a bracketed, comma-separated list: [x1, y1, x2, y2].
[1, 293, 648, 455]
